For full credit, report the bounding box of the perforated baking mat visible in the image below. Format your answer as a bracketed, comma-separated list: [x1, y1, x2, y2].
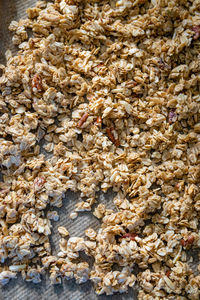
[0, 1, 137, 299]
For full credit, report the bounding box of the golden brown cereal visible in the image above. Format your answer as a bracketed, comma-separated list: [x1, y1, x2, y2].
[0, 0, 199, 298]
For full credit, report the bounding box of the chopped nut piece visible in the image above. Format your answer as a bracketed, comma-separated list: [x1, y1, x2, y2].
[32, 74, 42, 92]
[181, 235, 195, 247]
[96, 116, 102, 125]
[34, 176, 46, 192]
[121, 233, 137, 241]
[77, 113, 89, 128]
[106, 128, 120, 147]
[187, 235, 195, 245]
[192, 26, 200, 40]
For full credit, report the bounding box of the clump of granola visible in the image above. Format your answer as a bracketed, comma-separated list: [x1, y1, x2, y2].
[0, 0, 200, 298]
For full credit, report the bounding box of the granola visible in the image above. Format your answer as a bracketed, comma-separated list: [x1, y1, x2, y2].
[0, 0, 200, 299]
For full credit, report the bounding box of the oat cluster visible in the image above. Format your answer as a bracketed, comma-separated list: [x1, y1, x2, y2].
[0, 0, 200, 299]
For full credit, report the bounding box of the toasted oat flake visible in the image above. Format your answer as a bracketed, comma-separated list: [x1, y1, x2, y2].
[58, 226, 69, 237]
[69, 212, 78, 220]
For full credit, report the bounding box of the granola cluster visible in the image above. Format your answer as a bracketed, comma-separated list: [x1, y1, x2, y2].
[0, 0, 200, 299]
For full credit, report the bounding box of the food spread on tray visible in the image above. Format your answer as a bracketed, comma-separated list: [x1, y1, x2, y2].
[0, 0, 200, 298]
